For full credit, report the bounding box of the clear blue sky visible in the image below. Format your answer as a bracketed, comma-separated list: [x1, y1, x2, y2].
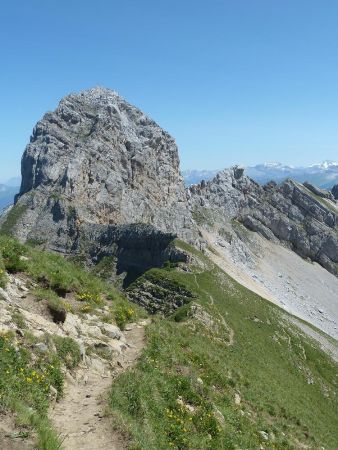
[1, 0, 338, 182]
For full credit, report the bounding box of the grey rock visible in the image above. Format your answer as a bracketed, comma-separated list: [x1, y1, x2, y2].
[259, 431, 269, 441]
[2, 87, 198, 281]
[100, 323, 121, 340]
[188, 168, 338, 276]
[303, 181, 334, 201]
[35, 342, 49, 352]
[15, 87, 195, 241]
[126, 272, 195, 314]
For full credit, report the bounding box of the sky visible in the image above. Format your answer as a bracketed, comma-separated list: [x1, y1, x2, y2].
[1, 0, 338, 183]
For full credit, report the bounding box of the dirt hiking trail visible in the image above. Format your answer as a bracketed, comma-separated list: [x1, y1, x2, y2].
[51, 321, 148, 450]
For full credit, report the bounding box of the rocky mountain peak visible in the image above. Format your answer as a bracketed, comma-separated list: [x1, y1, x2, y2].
[15, 87, 196, 247]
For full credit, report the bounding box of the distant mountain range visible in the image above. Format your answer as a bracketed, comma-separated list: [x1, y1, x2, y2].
[0, 179, 20, 210]
[183, 161, 338, 189]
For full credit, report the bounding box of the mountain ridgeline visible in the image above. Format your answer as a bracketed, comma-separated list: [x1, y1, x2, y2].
[1, 87, 337, 281]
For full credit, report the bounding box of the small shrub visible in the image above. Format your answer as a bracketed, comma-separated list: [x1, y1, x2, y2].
[11, 310, 27, 329]
[47, 297, 67, 324]
[53, 336, 81, 369]
[114, 304, 135, 330]
[163, 260, 178, 271]
[76, 290, 102, 304]
[0, 236, 27, 273]
[171, 304, 191, 322]
[0, 255, 7, 288]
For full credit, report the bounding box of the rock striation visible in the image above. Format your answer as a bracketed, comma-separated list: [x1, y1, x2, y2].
[303, 181, 335, 201]
[188, 168, 338, 276]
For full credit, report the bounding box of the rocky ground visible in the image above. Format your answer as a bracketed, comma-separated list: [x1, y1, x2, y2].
[0, 271, 148, 449]
[51, 321, 147, 450]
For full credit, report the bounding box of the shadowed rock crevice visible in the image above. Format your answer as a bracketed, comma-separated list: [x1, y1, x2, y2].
[76, 223, 188, 287]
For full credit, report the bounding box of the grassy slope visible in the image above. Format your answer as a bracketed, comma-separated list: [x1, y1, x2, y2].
[109, 241, 338, 450]
[0, 234, 141, 449]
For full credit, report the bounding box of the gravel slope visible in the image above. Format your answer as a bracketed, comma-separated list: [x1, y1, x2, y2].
[203, 229, 338, 341]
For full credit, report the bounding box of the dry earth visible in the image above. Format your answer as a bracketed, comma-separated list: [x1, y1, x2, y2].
[51, 322, 148, 450]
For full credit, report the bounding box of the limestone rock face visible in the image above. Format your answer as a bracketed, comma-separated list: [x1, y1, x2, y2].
[188, 167, 338, 276]
[14, 87, 195, 247]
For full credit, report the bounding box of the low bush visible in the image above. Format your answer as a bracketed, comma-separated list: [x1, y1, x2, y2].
[114, 303, 136, 330]
[0, 253, 8, 288]
[53, 336, 81, 369]
[0, 235, 27, 273]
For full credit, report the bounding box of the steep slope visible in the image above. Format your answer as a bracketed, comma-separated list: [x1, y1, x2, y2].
[202, 227, 338, 340]
[109, 241, 338, 449]
[188, 167, 338, 276]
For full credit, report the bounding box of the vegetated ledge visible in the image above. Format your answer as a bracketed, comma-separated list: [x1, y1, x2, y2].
[126, 268, 196, 315]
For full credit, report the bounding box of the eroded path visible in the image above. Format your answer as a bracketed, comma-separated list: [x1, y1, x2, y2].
[50, 321, 148, 450]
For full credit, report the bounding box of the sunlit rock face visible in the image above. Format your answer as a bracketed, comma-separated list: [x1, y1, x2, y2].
[11, 87, 197, 250]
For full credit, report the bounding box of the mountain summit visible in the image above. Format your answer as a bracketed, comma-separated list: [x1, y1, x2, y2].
[18, 86, 194, 243]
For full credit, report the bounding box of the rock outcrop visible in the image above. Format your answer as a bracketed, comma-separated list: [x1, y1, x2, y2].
[332, 184, 338, 200]
[303, 181, 335, 201]
[188, 168, 338, 276]
[1, 87, 197, 280]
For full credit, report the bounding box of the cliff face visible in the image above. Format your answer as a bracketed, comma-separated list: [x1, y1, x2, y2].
[1, 87, 199, 282]
[15, 87, 195, 246]
[188, 167, 338, 276]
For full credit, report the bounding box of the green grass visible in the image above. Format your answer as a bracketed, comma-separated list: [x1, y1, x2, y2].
[0, 233, 140, 448]
[0, 203, 28, 236]
[14, 401, 62, 450]
[0, 332, 63, 449]
[0, 250, 7, 288]
[109, 243, 338, 449]
[0, 234, 124, 303]
[52, 336, 81, 369]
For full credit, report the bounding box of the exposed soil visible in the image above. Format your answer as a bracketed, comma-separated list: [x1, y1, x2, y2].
[0, 414, 35, 450]
[50, 321, 148, 450]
